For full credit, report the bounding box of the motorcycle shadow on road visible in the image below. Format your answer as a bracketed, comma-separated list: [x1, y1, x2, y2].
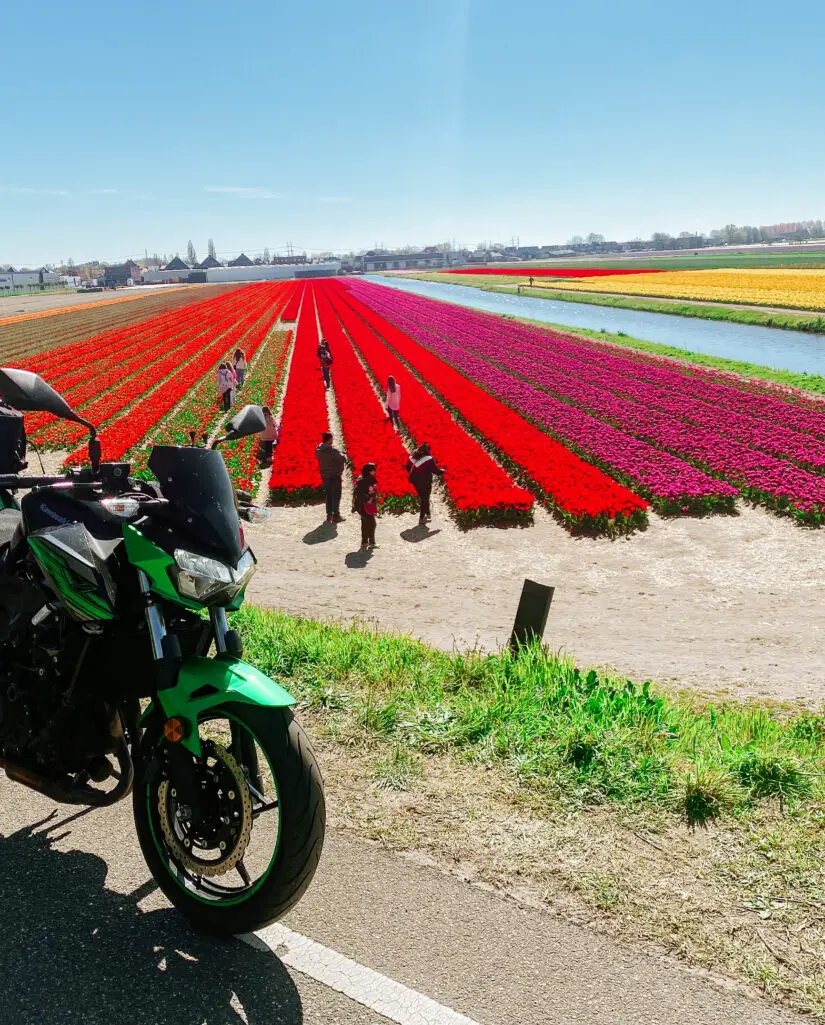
[0, 811, 303, 1025]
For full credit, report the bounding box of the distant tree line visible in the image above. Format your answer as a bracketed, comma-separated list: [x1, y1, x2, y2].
[568, 220, 825, 253]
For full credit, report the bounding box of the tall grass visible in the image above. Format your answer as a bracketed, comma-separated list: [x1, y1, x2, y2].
[236, 608, 825, 823]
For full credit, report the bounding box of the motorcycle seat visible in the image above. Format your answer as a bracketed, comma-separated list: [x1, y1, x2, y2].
[0, 508, 22, 548]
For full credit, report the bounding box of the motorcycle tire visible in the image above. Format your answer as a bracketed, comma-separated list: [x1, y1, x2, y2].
[133, 703, 325, 935]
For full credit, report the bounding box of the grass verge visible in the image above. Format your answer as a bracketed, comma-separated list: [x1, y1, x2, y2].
[237, 606, 825, 1016]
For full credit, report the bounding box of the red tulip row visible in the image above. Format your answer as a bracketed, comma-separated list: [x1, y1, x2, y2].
[323, 283, 534, 526]
[128, 290, 294, 480]
[332, 280, 648, 532]
[26, 287, 268, 440]
[329, 281, 647, 530]
[222, 329, 294, 492]
[280, 282, 304, 322]
[314, 285, 416, 511]
[63, 283, 289, 463]
[268, 287, 331, 502]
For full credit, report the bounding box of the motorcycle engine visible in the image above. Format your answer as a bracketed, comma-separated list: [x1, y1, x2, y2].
[0, 585, 117, 774]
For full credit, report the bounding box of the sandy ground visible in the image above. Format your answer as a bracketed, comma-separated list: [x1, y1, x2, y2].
[245, 485, 825, 706]
[0, 283, 205, 318]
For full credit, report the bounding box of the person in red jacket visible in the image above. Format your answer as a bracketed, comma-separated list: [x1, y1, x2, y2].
[405, 442, 445, 525]
[352, 462, 379, 548]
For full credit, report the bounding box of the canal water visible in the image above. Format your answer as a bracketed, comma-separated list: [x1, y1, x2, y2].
[364, 275, 825, 377]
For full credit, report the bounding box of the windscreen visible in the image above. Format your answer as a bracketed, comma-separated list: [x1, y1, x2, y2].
[148, 446, 242, 566]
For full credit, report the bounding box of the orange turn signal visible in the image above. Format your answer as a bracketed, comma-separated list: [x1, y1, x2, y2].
[163, 717, 185, 743]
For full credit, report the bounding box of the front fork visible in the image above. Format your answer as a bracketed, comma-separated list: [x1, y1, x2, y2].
[137, 572, 261, 792]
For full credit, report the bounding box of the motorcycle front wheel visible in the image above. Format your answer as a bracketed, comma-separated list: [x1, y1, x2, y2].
[133, 704, 325, 934]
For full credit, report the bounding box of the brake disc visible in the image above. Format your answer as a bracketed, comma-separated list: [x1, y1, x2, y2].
[158, 741, 253, 877]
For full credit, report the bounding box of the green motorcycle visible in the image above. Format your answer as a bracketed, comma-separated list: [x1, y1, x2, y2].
[0, 368, 324, 933]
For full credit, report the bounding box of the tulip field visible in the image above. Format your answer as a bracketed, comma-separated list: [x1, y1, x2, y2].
[6, 273, 825, 534]
[529, 268, 825, 311]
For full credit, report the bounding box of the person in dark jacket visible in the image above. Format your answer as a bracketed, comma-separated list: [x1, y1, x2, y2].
[318, 345, 333, 389]
[406, 442, 445, 525]
[352, 462, 379, 548]
[315, 431, 346, 523]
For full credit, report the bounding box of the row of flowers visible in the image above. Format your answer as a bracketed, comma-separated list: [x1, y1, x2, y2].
[334, 280, 655, 528]
[375, 287, 825, 520]
[128, 288, 295, 480]
[450, 307, 825, 449]
[62, 284, 289, 463]
[268, 287, 331, 503]
[350, 281, 825, 522]
[392, 291, 825, 471]
[539, 268, 825, 312]
[333, 281, 649, 531]
[445, 267, 664, 278]
[279, 282, 304, 322]
[25, 287, 263, 442]
[324, 283, 535, 527]
[314, 286, 417, 512]
[221, 328, 293, 492]
[481, 324, 825, 473]
[344, 281, 735, 515]
[0, 286, 236, 363]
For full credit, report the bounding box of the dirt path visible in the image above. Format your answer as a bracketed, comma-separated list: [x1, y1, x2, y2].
[246, 491, 825, 705]
[0, 284, 204, 321]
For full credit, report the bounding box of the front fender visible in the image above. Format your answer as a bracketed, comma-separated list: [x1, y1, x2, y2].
[143, 655, 296, 755]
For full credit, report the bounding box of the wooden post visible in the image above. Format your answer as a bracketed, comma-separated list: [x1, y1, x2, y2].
[509, 579, 554, 651]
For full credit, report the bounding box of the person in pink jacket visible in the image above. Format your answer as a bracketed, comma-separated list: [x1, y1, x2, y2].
[385, 375, 401, 429]
[217, 363, 234, 412]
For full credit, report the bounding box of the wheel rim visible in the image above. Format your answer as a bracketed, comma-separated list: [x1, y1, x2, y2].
[146, 712, 282, 906]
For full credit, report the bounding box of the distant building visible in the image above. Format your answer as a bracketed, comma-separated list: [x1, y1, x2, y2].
[270, 254, 307, 265]
[102, 260, 141, 285]
[356, 250, 447, 272]
[163, 256, 190, 271]
[229, 253, 254, 267]
[0, 267, 60, 290]
[198, 254, 222, 269]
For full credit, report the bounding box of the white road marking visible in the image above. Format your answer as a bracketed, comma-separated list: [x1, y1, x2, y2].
[243, 923, 483, 1025]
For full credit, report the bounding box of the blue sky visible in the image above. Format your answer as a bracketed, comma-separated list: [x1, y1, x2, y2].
[2, 0, 823, 265]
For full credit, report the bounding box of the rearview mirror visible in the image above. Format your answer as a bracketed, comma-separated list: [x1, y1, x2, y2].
[216, 405, 267, 446]
[0, 368, 92, 430]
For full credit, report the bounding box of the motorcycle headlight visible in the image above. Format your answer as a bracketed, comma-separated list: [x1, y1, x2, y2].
[172, 548, 257, 604]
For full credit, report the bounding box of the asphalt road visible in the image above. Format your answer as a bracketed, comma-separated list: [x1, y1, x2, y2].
[0, 772, 808, 1025]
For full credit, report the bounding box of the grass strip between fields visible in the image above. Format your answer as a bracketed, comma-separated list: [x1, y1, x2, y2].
[236, 605, 825, 1014]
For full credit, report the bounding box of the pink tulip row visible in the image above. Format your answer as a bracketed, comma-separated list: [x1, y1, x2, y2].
[347, 280, 825, 521]
[407, 304, 825, 471]
[346, 283, 734, 511]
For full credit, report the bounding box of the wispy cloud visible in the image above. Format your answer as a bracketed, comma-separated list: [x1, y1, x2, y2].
[0, 185, 69, 196]
[204, 186, 285, 200]
[88, 187, 121, 195]
[319, 195, 353, 204]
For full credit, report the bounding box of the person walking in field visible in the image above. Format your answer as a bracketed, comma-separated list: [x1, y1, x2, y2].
[217, 362, 234, 413]
[256, 406, 280, 468]
[319, 345, 333, 390]
[232, 348, 248, 388]
[406, 442, 445, 525]
[385, 375, 401, 429]
[315, 431, 346, 523]
[353, 462, 379, 549]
